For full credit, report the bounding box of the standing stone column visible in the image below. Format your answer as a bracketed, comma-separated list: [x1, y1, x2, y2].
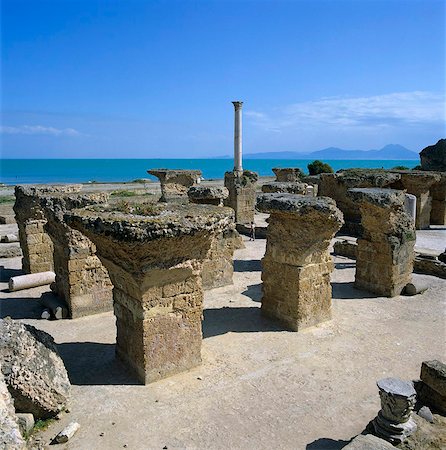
[66, 203, 232, 384]
[430, 173, 446, 225]
[232, 101, 243, 174]
[13, 185, 82, 274]
[348, 188, 416, 297]
[257, 194, 343, 331]
[371, 378, 417, 444]
[390, 170, 441, 229]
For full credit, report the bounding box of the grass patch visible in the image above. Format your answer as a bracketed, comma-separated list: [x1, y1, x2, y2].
[110, 190, 139, 197]
[32, 418, 55, 434]
[0, 195, 14, 204]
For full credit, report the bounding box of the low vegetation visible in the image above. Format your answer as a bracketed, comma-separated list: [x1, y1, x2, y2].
[0, 195, 14, 204]
[307, 160, 334, 175]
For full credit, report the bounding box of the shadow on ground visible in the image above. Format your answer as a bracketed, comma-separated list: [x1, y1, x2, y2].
[233, 259, 262, 272]
[57, 342, 140, 386]
[306, 438, 350, 449]
[0, 297, 43, 319]
[331, 282, 377, 300]
[334, 262, 356, 270]
[203, 306, 285, 338]
[241, 283, 262, 302]
[0, 266, 23, 281]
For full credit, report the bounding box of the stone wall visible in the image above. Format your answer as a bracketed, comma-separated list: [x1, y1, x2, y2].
[261, 182, 308, 195]
[257, 194, 343, 331]
[319, 170, 401, 236]
[66, 203, 233, 384]
[224, 170, 258, 224]
[14, 185, 82, 274]
[272, 167, 303, 182]
[430, 173, 446, 225]
[348, 188, 415, 297]
[147, 169, 202, 202]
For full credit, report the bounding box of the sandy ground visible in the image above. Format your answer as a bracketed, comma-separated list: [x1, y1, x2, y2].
[0, 217, 445, 449]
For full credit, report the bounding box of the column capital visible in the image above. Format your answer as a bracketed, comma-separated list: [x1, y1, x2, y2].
[232, 101, 243, 110]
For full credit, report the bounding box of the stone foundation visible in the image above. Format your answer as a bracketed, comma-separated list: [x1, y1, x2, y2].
[430, 173, 446, 225]
[147, 169, 202, 202]
[14, 185, 82, 274]
[188, 186, 229, 207]
[66, 203, 233, 384]
[257, 194, 343, 331]
[348, 188, 415, 297]
[389, 170, 441, 229]
[272, 167, 303, 182]
[319, 170, 401, 236]
[224, 170, 258, 224]
[261, 182, 308, 195]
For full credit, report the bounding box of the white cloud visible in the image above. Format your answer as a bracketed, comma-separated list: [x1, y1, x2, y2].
[246, 91, 445, 132]
[0, 125, 81, 136]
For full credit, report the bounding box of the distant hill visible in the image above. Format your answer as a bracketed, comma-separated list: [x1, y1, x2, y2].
[217, 144, 419, 160]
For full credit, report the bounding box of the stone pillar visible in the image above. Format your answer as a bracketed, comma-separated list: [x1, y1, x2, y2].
[13, 185, 82, 274]
[371, 378, 417, 444]
[224, 170, 258, 224]
[232, 101, 243, 174]
[66, 203, 232, 384]
[257, 193, 343, 331]
[261, 182, 308, 195]
[389, 171, 441, 229]
[404, 194, 417, 224]
[319, 170, 401, 236]
[348, 188, 415, 297]
[40, 193, 113, 319]
[272, 168, 303, 182]
[147, 169, 202, 202]
[430, 173, 446, 225]
[187, 186, 229, 207]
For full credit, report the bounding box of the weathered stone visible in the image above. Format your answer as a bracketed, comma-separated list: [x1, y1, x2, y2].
[415, 380, 446, 414]
[0, 243, 22, 258]
[39, 193, 113, 318]
[257, 194, 343, 331]
[65, 202, 233, 384]
[0, 215, 15, 224]
[55, 421, 80, 443]
[0, 318, 71, 419]
[342, 434, 394, 449]
[420, 360, 446, 397]
[430, 173, 446, 225]
[147, 169, 202, 202]
[224, 170, 258, 224]
[261, 182, 308, 195]
[14, 185, 82, 274]
[16, 413, 35, 435]
[0, 367, 26, 449]
[348, 188, 415, 297]
[333, 239, 358, 259]
[272, 167, 303, 182]
[417, 406, 434, 423]
[319, 169, 401, 235]
[420, 138, 446, 171]
[389, 170, 442, 229]
[371, 377, 417, 444]
[413, 253, 446, 279]
[188, 186, 229, 206]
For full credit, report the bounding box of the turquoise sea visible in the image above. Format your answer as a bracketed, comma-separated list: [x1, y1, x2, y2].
[0, 159, 419, 185]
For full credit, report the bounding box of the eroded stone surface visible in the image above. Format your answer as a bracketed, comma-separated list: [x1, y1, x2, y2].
[272, 167, 303, 182]
[261, 181, 308, 195]
[188, 186, 229, 206]
[257, 193, 343, 331]
[319, 170, 401, 235]
[0, 318, 71, 419]
[343, 434, 394, 449]
[348, 188, 415, 297]
[147, 169, 202, 202]
[389, 171, 442, 229]
[420, 138, 446, 171]
[430, 173, 446, 225]
[65, 203, 233, 384]
[224, 170, 258, 224]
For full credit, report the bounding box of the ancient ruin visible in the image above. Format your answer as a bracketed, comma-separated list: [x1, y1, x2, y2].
[430, 173, 446, 225]
[348, 188, 415, 297]
[65, 203, 233, 384]
[187, 185, 229, 206]
[389, 170, 441, 229]
[224, 170, 258, 224]
[261, 181, 308, 195]
[319, 170, 401, 235]
[272, 167, 303, 182]
[147, 169, 202, 202]
[416, 360, 446, 414]
[371, 377, 417, 444]
[13, 185, 82, 274]
[257, 193, 343, 331]
[420, 138, 446, 171]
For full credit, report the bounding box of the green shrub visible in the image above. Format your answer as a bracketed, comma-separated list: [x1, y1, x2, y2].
[412, 165, 422, 170]
[392, 165, 409, 170]
[0, 195, 14, 204]
[110, 190, 138, 197]
[307, 160, 334, 175]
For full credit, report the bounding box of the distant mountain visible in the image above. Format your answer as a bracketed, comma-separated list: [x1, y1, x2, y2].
[219, 144, 418, 160]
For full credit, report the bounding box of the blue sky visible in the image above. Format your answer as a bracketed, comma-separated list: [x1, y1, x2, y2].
[1, 0, 445, 158]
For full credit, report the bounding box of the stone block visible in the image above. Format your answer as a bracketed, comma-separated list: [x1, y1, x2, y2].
[420, 360, 446, 397]
[147, 169, 202, 202]
[224, 170, 258, 224]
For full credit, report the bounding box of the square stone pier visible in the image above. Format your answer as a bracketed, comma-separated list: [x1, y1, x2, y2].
[430, 173, 446, 225]
[257, 194, 344, 331]
[39, 193, 113, 318]
[147, 169, 202, 202]
[389, 170, 442, 229]
[348, 188, 416, 297]
[14, 185, 82, 274]
[65, 203, 233, 384]
[224, 170, 258, 224]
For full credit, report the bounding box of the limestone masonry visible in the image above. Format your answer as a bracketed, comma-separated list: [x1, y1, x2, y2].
[147, 169, 202, 202]
[257, 193, 343, 331]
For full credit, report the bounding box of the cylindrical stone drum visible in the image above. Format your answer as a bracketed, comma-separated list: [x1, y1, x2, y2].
[9, 271, 56, 292]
